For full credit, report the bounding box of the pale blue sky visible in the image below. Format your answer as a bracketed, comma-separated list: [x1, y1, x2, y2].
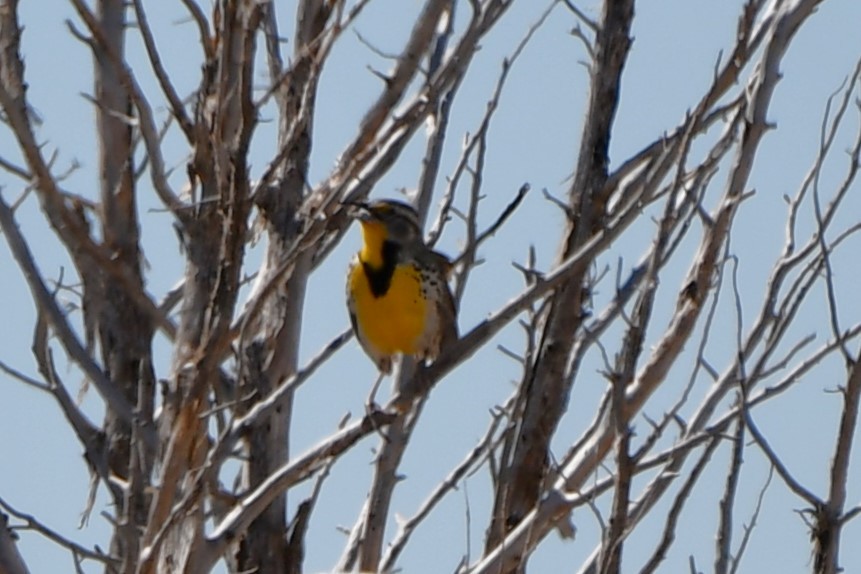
[2, 1, 861, 573]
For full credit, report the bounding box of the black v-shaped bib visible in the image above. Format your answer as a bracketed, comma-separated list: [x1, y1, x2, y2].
[362, 240, 401, 298]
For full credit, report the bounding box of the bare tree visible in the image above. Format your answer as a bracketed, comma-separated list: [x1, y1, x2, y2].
[1, 1, 860, 573]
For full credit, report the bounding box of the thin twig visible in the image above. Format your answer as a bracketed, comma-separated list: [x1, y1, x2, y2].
[0, 495, 116, 566]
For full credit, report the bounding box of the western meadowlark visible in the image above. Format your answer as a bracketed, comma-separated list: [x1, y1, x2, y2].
[345, 199, 458, 388]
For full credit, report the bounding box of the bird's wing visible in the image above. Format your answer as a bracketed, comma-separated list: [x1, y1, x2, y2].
[421, 248, 459, 352]
[438, 281, 459, 353]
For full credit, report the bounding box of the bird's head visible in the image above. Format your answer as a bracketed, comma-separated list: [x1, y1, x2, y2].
[346, 199, 422, 246]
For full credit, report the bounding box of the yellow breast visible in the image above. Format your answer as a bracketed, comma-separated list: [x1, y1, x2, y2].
[349, 262, 428, 356]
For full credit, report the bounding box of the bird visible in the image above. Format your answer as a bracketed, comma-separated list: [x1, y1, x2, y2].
[345, 198, 458, 401]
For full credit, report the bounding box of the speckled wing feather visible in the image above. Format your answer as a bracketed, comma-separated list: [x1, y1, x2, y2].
[417, 248, 459, 356]
[436, 278, 459, 354]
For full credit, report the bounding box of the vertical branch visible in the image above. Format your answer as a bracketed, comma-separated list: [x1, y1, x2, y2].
[596, 97, 700, 573]
[355, 404, 417, 572]
[490, 4, 635, 571]
[599, 394, 632, 574]
[236, 1, 332, 572]
[87, 2, 156, 571]
[142, 2, 260, 571]
[415, 0, 455, 223]
[815, 347, 861, 574]
[714, 412, 745, 574]
[715, 252, 747, 574]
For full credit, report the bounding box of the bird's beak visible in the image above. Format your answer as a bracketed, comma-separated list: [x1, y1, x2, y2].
[342, 200, 373, 221]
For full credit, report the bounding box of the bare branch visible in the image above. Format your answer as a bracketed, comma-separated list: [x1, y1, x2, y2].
[561, 0, 598, 32]
[640, 437, 722, 574]
[1, 1, 857, 572]
[730, 465, 773, 574]
[203, 408, 398, 567]
[0, 511, 28, 574]
[341, 0, 450, 163]
[69, 0, 184, 216]
[381, 410, 504, 571]
[818, 344, 861, 572]
[743, 407, 820, 506]
[715, 413, 745, 574]
[131, 0, 194, 138]
[0, 495, 116, 567]
[0, 192, 143, 436]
